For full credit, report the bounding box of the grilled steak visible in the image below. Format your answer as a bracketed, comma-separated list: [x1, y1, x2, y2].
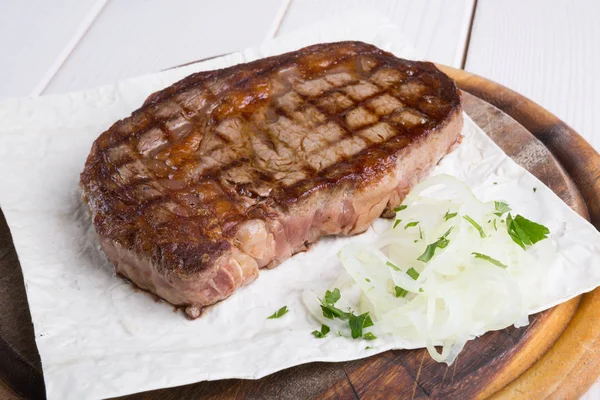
[80, 42, 463, 318]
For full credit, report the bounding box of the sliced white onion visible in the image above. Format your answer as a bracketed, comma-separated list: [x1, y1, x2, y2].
[311, 174, 554, 364]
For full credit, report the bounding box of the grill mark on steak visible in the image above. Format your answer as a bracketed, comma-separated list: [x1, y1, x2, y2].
[80, 41, 463, 317]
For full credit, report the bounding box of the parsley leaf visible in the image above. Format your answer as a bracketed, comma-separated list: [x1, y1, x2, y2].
[363, 332, 377, 341]
[419, 226, 423, 240]
[386, 261, 401, 272]
[349, 312, 374, 339]
[324, 288, 341, 306]
[533, 187, 537, 193]
[394, 286, 408, 298]
[393, 205, 407, 212]
[405, 221, 419, 229]
[494, 201, 511, 217]
[406, 267, 420, 280]
[393, 219, 402, 229]
[472, 252, 508, 268]
[320, 288, 351, 320]
[267, 306, 289, 319]
[365, 278, 371, 283]
[506, 213, 550, 250]
[312, 324, 331, 338]
[463, 215, 486, 238]
[417, 227, 452, 262]
[444, 210, 458, 221]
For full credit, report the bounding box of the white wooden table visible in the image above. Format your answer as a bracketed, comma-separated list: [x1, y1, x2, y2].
[1, 0, 599, 398]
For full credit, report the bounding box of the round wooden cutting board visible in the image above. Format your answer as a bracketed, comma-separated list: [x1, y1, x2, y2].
[1, 68, 600, 400]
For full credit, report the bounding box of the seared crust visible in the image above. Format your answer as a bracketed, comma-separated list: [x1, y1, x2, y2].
[80, 42, 462, 314]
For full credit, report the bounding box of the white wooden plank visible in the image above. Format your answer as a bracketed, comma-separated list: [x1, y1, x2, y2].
[277, 0, 475, 67]
[465, 0, 600, 151]
[44, 0, 286, 95]
[0, 0, 102, 99]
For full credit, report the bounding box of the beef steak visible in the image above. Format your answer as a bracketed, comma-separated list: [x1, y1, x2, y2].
[80, 42, 463, 318]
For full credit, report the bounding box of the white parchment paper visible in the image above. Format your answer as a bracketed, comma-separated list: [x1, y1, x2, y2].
[1, 14, 600, 400]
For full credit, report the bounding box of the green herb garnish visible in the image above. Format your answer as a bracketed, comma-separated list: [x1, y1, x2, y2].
[444, 210, 458, 221]
[349, 312, 374, 339]
[324, 288, 341, 305]
[463, 215, 486, 238]
[393, 205, 407, 212]
[365, 278, 371, 283]
[494, 201, 511, 217]
[405, 221, 419, 229]
[394, 286, 408, 298]
[267, 306, 289, 319]
[320, 288, 351, 320]
[312, 324, 331, 338]
[417, 227, 452, 262]
[363, 332, 377, 341]
[472, 252, 508, 269]
[419, 226, 423, 240]
[506, 213, 550, 250]
[386, 261, 401, 272]
[533, 187, 537, 193]
[393, 219, 402, 229]
[406, 267, 420, 280]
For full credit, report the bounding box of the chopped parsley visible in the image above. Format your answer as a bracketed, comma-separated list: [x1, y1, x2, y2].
[393, 205, 408, 212]
[394, 286, 408, 298]
[363, 332, 377, 341]
[506, 213, 550, 250]
[365, 346, 373, 350]
[406, 267, 420, 280]
[493, 219, 497, 231]
[444, 210, 458, 221]
[365, 278, 371, 283]
[533, 187, 537, 193]
[324, 288, 341, 305]
[405, 221, 419, 229]
[472, 252, 508, 269]
[320, 288, 351, 320]
[419, 226, 423, 240]
[386, 261, 401, 272]
[463, 215, 486, 238]
[349, 312, 374, 339]
[317, 289, 376, 340]
[393, 219, 402, 229]
[311, 324, 331, 338]
[417, 227, 452, 262]
[493, 182, 498, 185]
[267, 306, 289, 319]
[494, 201, 511, 217]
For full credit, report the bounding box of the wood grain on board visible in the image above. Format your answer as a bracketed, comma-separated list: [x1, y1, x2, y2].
[465, 0, 600, 151]
[1, 72, 597, 398]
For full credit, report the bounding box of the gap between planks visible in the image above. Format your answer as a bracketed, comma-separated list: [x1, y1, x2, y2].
[36, 0, 110, 96]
